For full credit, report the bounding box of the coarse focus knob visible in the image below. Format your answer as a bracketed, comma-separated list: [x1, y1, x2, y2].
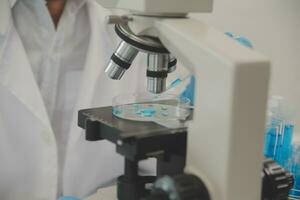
[262, 158, 294, 200]
[145, 174, 210, 200]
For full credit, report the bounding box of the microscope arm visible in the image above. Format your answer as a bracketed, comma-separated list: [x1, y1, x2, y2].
[154, 18, 270, 200]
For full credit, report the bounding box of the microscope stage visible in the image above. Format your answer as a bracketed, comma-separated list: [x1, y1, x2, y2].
[79, 106, 187, 161]
[78, 106, 187, 142]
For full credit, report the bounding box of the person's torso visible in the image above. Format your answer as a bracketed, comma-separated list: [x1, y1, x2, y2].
[0, 0, 167, 197]
[12, 0, 91, 195]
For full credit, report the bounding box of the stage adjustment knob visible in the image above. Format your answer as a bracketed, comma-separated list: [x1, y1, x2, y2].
[145, 174, 210, 200]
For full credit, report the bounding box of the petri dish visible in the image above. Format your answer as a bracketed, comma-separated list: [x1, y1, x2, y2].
[112, 93, 192, 127]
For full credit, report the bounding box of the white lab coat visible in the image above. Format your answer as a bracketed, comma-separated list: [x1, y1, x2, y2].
[0, 0, 148, 199]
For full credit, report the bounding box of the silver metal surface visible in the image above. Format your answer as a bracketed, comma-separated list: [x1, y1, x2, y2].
[105, 18, 172, 87]
[115, 41, 139, 63]
[147, 77, 166, 94]
[147, 54, 169, 94]
[116, 23, 166, 53]
[105, 41, 139, 80]
[105, 61, 126, 80]
[147, 53, 169, 71]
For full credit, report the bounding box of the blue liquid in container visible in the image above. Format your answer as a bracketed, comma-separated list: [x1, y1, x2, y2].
[264, 124, 294, 167]
[278, 125, 294, 167]
[264, 127, 278, 158]
[290, 176, 300, 198]
[289, 145, 300, 199]
[138, 108, 156, 117]
[112, 103, 190, 123]
[112, 107, 122, 115]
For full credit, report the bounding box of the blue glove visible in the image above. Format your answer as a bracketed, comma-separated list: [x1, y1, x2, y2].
[58, 197, 81, 200]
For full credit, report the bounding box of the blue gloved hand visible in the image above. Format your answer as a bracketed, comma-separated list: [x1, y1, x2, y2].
[180, 33, 253, 104]
[58, 196, 81, 200]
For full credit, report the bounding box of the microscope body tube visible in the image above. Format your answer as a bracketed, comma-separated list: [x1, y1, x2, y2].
[147, 54, 169, 94]
[105, 41, 139, 80]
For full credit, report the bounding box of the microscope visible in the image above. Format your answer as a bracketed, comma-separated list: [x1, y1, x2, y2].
[79, 0, 294, 199]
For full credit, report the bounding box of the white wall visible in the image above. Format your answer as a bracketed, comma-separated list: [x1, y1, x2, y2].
[191, 0, 300, 133]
